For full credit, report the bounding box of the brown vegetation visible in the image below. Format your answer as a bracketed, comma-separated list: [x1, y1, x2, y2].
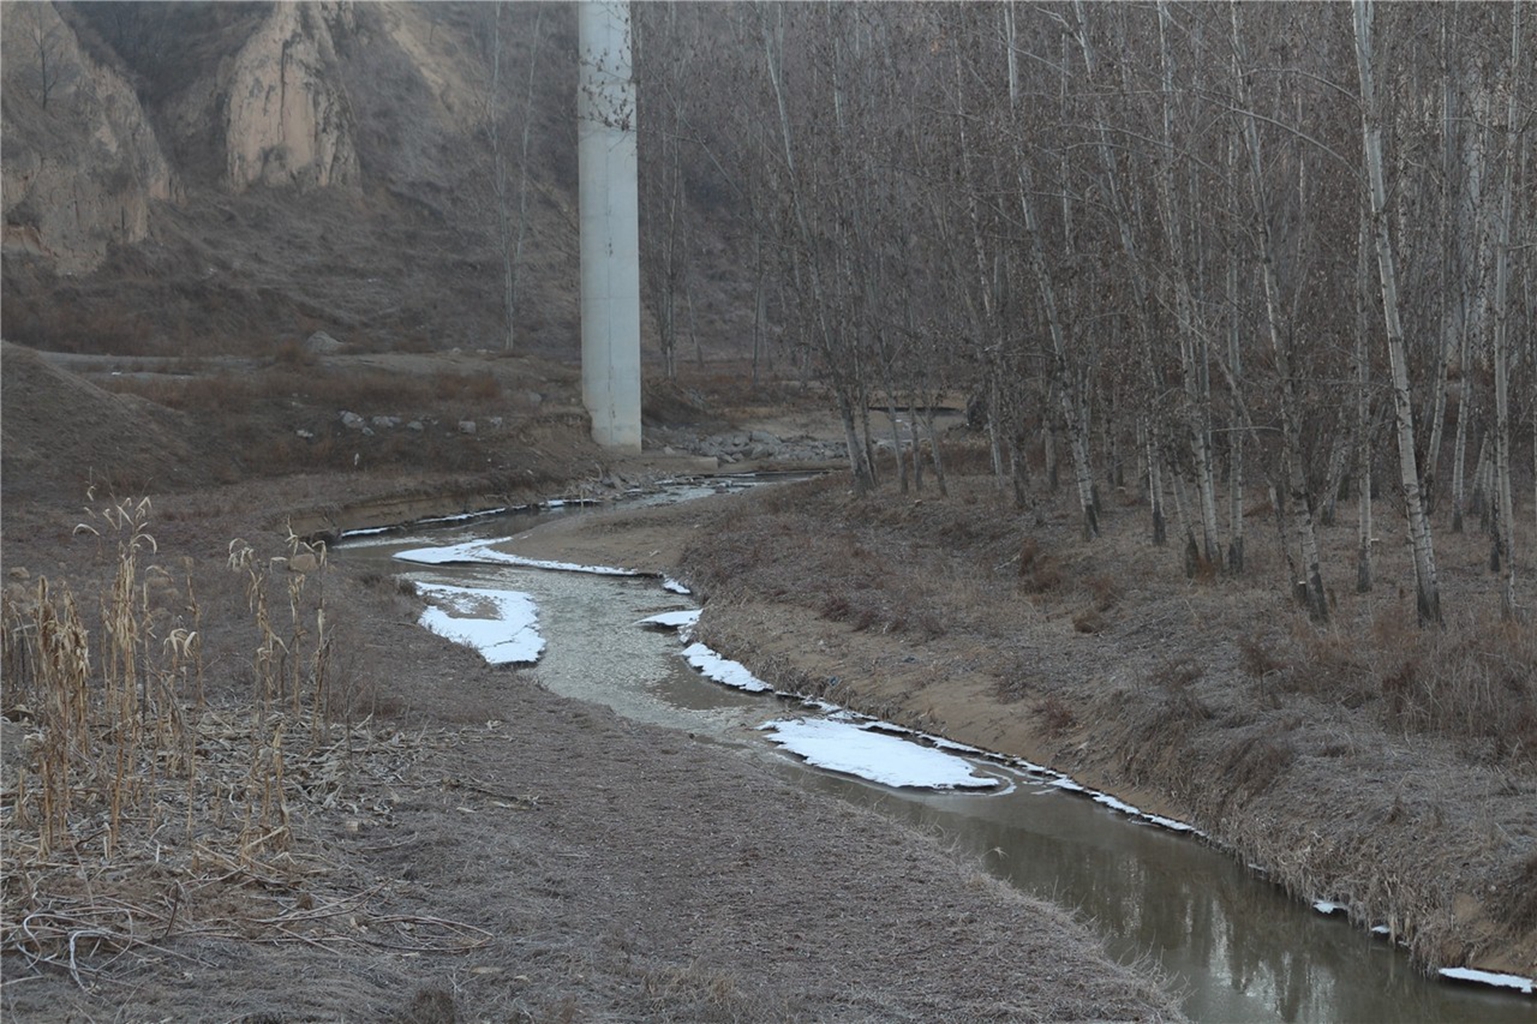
[0, 349, 1189, 1021]
[677, 450, 1537, 981]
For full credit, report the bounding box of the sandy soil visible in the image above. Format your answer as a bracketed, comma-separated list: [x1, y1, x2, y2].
[1, 345, 1185, 1021]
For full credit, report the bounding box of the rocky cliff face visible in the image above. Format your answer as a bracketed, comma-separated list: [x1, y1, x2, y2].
[2, 0, 366, 249]
[1, 1, 178, 274]
[0, 3, 734, 360]
[222, 2, 360, 193]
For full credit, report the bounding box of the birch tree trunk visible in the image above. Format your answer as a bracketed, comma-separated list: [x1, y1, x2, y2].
[1070, 0, 1168, 547]
[1489, 0, 1521, 618]
[1156, 0, 1222, 568]
[1017, 161, 1099, 540]
[1231, 4, 1329, 621]
[1354, 0, 1443, 625]
[1355, 208, 1374, 593]
[1009, 6, 1097, 538]
[1226, 134, 1245, 572]
[759, 6, 874, 495]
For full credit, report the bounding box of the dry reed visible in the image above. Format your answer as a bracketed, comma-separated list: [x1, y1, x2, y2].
[0, 497, 481, 985]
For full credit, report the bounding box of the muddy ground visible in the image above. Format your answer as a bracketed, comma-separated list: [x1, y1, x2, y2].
[1, 344, 1186, 1021]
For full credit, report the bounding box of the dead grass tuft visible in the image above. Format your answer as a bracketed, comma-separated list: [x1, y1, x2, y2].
[1017, 537, 1063, 595]
[1085, 574, 1121, 611]
[1374, 616, 1537, 760]
[1220, 732, 1297, 800]
[1034, 694, 1077, 736]
[1492, 851, 1537, 934]
[1071, 607, 1106, 634]
[1287, 630, 1374, 706]
[1148, 656, 1205, 690]
[0, 498, 454, 982]
[1237, 635, 1287, 679]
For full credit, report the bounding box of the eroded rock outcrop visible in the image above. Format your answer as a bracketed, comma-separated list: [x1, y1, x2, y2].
[224, 2, 360, 192]
[0, 1, 177, 274]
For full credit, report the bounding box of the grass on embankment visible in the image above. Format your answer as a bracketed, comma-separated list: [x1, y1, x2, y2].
[676, 463, 1537, 978]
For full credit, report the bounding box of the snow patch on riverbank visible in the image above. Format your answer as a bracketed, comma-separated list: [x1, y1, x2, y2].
[1437, 967, 1535, 995]
[680, 642, 772, 692]
[395, 539, 638, 576]
[636, 609, 702, 630]
[415, 582, 545, 665]
[761, 717, 999, 790]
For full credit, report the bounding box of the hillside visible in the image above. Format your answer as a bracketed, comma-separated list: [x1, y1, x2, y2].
[1, 1, 746, 362]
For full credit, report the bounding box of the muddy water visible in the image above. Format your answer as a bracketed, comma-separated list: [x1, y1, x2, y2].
[340, 520, 1531, 1024]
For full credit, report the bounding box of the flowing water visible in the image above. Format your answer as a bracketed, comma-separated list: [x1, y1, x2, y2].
[339, 503, 1533, 1023]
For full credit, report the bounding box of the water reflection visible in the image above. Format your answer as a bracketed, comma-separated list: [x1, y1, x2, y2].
[793, 772, 1531, 1023]
[340, 528, 1533, 1024]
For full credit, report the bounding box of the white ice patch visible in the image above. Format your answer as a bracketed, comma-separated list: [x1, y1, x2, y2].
[663, 577, 692, 595]
[635, 609, 702, 630]
[1143, 813, 1199, 833]
[761, 717, 999, 790]
[1437, 967, 1535, 995]
[395, 539, 637, 576]
[416, 582, 544, 665]
[1093, 792, 1142, 815]
[680, 642, 772, 692]
[1312, 900, 1347, 915]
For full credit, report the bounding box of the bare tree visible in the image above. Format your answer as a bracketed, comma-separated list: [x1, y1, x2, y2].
[1489, 0, 1523, 618]
[1354, 0, 1443, 625]
[1231, 2, 1329, 621]
[480, 3, 546, 353]
[21, 5, 72, 111]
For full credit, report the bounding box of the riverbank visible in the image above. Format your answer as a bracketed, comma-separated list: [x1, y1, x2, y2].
[1, 479, 1184, 1016]
[495, 471, 1537, 993]
[3, 342, 1530, 1017]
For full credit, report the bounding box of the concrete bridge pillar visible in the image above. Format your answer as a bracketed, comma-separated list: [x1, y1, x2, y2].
[577, 1, 642, 451]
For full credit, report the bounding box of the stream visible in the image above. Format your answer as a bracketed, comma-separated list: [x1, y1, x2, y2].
[337, 492, 1534, 1023]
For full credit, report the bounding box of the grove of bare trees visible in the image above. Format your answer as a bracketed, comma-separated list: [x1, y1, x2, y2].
[633, 1, 1534, 624]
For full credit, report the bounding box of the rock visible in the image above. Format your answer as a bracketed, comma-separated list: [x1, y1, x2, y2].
[457, 420, 477, 435]
[0, 3, 176, 275]
[296, 429, 315, 440]
[288, 552, 320, 574]
[370, 415, 400, 429]
[750, 430, 781, 445]
[305, 331, 344, 355]
[339, 411, 366, 430]
[488, 416, 504, 428]
[224, 4, 359, 192]
[407, 420, 425, 433]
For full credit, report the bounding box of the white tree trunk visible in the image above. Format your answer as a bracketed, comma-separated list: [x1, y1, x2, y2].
[1490, 0, 1521, 618]
[1156, 1, 1222, 568]
[1355, 208, 1374, 593]
[1354, 0, 1442, 624]
[1232, 4, 1329, 621]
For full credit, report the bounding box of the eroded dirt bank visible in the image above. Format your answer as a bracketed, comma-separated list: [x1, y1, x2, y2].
[497, 472, 1537, 988]
[2, 485, 1183, 1018]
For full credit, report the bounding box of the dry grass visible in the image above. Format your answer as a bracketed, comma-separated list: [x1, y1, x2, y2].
[0, 497, 486, 983]
[674, 457, 1536, 975]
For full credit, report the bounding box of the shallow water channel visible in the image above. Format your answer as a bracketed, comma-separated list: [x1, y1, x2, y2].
[338, 500, 1532, 1023]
